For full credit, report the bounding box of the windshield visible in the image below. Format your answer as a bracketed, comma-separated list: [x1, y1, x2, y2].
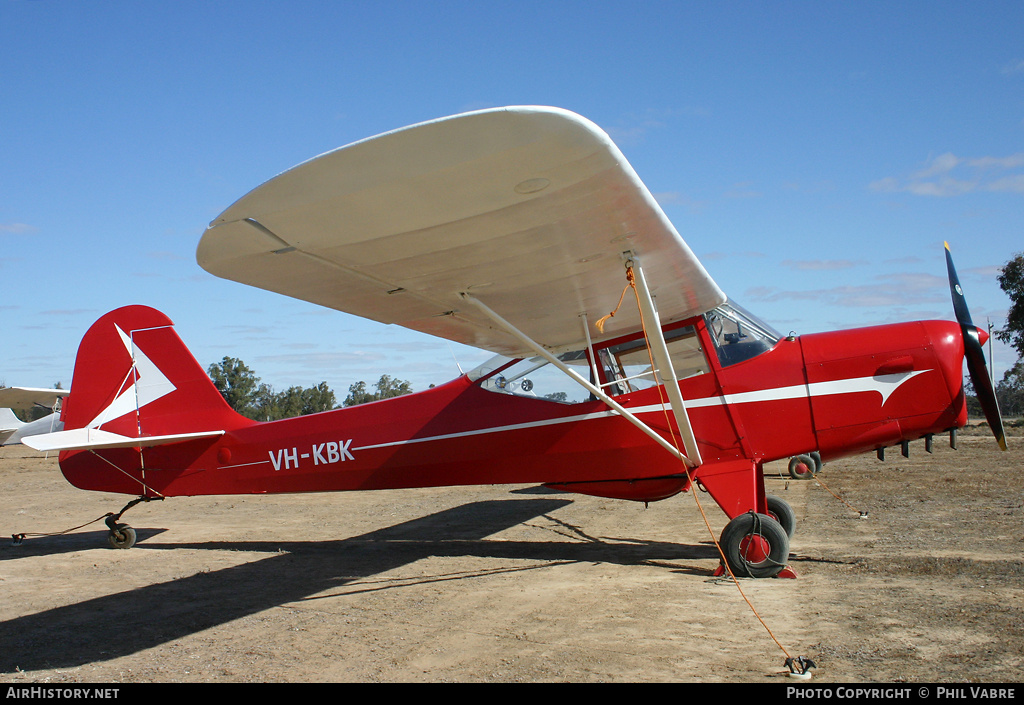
[704, 301, 781, 367]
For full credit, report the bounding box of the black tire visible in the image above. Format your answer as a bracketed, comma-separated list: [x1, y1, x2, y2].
[107, 524, 137, 549]
[788, 454, 816, 480]
[766, 494, 796, 538]
[719, 512, 790, 578]
[809, 451, 823, 473]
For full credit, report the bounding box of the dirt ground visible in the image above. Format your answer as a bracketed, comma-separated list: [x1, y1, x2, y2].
[0, 425, 1021, 684]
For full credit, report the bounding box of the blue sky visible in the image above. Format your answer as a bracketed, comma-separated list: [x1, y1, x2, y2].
[2, 1, 1022, 398]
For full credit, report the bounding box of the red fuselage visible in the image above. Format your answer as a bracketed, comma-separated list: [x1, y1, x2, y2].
[58, 307, 968, 524]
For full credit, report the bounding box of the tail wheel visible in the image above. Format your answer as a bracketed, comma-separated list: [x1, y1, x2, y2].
[766, 494, 796, 538]
[107, 523, 137, 549]
[720, 512, 790, 578]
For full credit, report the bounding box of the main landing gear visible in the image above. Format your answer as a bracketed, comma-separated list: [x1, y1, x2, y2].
[766, 494, 795, 538]
[788, 452, 822, 480]
[104, 496, 161, 549]
[716, 495, 795, 579]
[719, 512, 790, 578]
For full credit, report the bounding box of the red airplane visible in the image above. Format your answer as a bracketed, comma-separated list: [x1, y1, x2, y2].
[25, 107, 1005, 580]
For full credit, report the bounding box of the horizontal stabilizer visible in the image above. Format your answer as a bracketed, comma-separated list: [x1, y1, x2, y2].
[23, 428, 224, 453]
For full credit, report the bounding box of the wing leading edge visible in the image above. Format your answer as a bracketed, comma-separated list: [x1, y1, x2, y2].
[197, 106, 725, 356]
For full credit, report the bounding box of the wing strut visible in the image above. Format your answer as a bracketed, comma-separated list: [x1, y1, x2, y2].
[458, 291, 697, 469]
[625, 252, 704, 467]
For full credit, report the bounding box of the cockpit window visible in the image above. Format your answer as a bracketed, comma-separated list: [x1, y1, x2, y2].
[598, 325, 708, 396]
[470, 350, 593, 404]
[704, 301, 781, 367]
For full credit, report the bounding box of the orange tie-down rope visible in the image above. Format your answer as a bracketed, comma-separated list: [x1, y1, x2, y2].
[596, 266, 813, 679]
[813, 473, 866, 517]
[594, 267, 634, 334]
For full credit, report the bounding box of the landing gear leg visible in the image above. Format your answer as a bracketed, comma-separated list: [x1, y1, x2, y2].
[697, 458, 796, 578]
[104, 496, 161, 549]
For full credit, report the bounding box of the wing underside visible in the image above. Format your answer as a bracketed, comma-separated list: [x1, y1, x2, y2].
[0, 387, 69, 410]
[197, 106, 725, 355]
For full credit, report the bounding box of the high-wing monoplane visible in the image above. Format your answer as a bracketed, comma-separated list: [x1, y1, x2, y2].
[0, 387, 67, 446]
[24, 107, 1005, 577]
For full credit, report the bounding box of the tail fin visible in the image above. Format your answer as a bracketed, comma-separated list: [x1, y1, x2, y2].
[0, 408, 23, 445]
[61, 305, 249, 439]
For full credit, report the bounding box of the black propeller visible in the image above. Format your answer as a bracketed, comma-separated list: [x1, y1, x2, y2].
[944, 242, 1007, 450]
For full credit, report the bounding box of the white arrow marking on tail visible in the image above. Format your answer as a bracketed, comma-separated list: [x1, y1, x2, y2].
[85, 324, 176, 429]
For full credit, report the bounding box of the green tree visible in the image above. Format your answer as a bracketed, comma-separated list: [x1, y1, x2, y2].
[273, 386, 307, 419]
[965, 379, 982, 419]
[249, 382, 281, 422]
[301, 381, 338, 415]
[995, 251, 1024, 359]
[996, 360, 1024, 418]
[208, 357, 339, 420]
[343, 374, 413, 406]
[208, 357, 262, 419]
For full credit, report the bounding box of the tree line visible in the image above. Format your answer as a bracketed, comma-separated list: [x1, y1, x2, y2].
[994, 360, 1023, 418]
[207, 356, 413, 421]
[993, 252, 1024, 418]
[966, 250, 1024, 420]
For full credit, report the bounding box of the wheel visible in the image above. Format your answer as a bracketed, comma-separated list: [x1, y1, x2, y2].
[719, 512, 790, 578]
[788, 454, 816, 480]
[809, 451, 823, 473]
[107, 523, 137, 549]
[766, 494, 796, 538]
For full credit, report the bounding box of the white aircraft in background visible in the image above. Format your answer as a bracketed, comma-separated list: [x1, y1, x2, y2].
[0, 387, 68, 446]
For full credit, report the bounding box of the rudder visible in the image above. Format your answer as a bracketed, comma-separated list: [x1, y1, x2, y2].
[62, 305, 249, 438]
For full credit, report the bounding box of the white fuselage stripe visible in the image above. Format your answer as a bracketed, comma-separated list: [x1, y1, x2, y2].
[350, 370, 931, 453]
[352, 410, 616, 452]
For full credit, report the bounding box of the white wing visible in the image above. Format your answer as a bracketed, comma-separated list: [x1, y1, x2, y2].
[0, 387, 69, 410]
[197, 106, 725, 356]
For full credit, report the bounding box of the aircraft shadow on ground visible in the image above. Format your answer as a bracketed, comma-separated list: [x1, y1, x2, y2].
[0, 498, 718, 673]
[2, 529, 168, 559]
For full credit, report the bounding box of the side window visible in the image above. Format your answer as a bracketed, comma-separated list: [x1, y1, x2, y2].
[598, 326, 708, 396]
[475, 350, 593, 404]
